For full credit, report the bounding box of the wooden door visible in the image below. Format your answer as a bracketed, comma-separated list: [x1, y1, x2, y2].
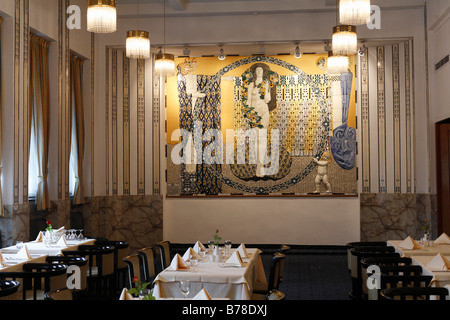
[436, 123, 450, 235]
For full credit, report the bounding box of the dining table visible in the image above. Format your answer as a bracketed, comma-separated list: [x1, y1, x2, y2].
[387, 239, 450, 289]
[0, 237, 95, 272]
[152, 247, 267, 300]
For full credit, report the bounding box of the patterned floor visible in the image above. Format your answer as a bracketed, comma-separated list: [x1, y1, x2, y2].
[260, 250, 352, 300]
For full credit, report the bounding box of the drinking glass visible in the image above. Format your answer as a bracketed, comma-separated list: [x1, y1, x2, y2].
[15, 241, 24, 250]
[225, 240, 232, 256]
[139, 289, 151, 300]
[179, 280, 190, 299]
[190, 255, 198, 272]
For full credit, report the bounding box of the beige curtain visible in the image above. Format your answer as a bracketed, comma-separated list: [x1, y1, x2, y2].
[0, 17, 3, 217]
[29, 34, 50, 211]
[70, 55, 85, 205]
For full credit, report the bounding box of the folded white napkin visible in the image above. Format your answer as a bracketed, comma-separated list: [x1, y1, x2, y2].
[0, 252, 5, 267]
[192, 288, 212, 300]
[434, 233, 450, 245]
[193, 241, 206, 253]
[226, 250, 244, 267]
[35, 231, 44, 242]
[398, 236, 422, 250]
[119, 288, 134, 300]
[236, 243, 248, 258]
[169, 254, 190, 270]
[15, 245, 31, 260]
[56, 236, 68, 248]
[182, 247, 198, 262]
[427, 254, 450, 271]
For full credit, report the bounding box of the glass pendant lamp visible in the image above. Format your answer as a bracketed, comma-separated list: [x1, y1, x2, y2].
[87, 0, 117, 33]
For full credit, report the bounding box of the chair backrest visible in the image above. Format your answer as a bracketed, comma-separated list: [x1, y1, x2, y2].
[0, 280, 20, 300]
[23, 263, 69, 294]
[346, 242, 387, 271]
[46, 256, 89, 291]
[361, 257, 412, 269]
[123, 254, 142, 289]
[44, 287, 74, 300]
[95, 240, 130, 270]
[0, 263, 68, 300]
[267, 252, 286, 291]
[156, 241, 172, 270]
[350, 246, 398, 279]
[381, 287, 449, 300]
[138, 247, 156, 283]
[74, 245, 116, 277]
[381, 275, 433, 289]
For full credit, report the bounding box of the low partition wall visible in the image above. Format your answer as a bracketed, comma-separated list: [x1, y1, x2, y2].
[360, 193, 437, 242]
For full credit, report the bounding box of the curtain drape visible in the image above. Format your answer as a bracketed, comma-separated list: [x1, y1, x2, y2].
[29, 34, 50, 211]
[70, 55, 85, 204]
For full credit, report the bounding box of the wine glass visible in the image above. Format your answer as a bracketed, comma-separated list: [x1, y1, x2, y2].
[15, 241, 24, 250]
[179, 280, 190, 299]
[190, 255, 198, 272]
[225, 240, 232, 256]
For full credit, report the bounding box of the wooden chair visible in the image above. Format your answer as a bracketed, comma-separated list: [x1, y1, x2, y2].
[346, 241, 387, 273]
[0, 280, 20, 300]
[44, 287, 74, 300]
[122, 253, 143, 289]
[155, 240, 172, 271]
[349, 246, 398, 300]
[251, 252, 286, 300]
[362, 263, 425, 300]
[46, 255, 89, 299]
[64, 245, 115, 299]
[0, 263, 68, 300]
[138, 246, 157, 284]
[380, 286, 449, 300]
[95, 239, 130, 292]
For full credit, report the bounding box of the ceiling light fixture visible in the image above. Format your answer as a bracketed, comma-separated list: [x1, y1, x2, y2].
[87, 0, 117, 34]
[327, 52, 349, 75]
[126, 0, 150, 59]
[294, 44, 302, 58]
[332, 24, 358, 56]
[358, 43, 367, 56]
[340, 0, 372, 26]
[155, 0, 175, 77]
[332, 0, 358, 56]
[218, 47, 226, 61]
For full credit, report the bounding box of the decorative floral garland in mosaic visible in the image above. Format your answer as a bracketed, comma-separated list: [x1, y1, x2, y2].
[240, 69, 279, 129]
[206, 56, 331, 194]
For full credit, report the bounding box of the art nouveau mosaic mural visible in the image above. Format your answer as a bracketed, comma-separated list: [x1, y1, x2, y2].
[166, 55, 357, 196]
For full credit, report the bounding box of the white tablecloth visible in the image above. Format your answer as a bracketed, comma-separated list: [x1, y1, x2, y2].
[387, 240, 450, 257]
[0, 238, 95, 272]
[409, 255, 450, 287]
[153, 248, 266, 300]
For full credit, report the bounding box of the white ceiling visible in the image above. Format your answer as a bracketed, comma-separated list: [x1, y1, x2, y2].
[114, 0, 425, 56]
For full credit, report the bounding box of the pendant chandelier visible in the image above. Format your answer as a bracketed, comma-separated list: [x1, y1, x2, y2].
[340, 0, 372, 26]
[332, 25, 357, 56]
[126, 30, 151, 59]
[155, 0, 175, 76]
[87, 0, 117, 34]
[327, 52, 349, 75]
[155, 50, 175, 76]
[126, 0, 150, 59]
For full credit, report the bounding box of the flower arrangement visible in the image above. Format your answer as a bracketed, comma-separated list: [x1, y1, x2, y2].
[421, 218, 430, 235]
[128, 276, 154, 300]
[213, 229, 222, 246]
[45, 220, 53, 232]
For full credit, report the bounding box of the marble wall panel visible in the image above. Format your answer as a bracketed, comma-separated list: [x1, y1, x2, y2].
[361, 193, 437, 242]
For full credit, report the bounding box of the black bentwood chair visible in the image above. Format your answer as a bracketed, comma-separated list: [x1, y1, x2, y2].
[0, 280, 21, 300]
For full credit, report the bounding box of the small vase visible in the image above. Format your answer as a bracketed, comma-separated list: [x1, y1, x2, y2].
[213, 245, 219, 256]
[44, 230, 55, 246]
